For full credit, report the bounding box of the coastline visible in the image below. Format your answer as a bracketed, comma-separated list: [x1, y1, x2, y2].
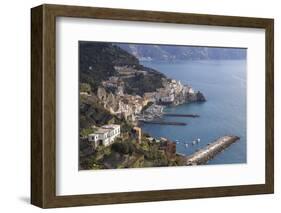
[79, 41, 246, 169]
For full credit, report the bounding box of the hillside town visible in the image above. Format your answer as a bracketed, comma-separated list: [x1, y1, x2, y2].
[95, 65, 205, 123]
[78, 43, 208, 170]
[79, 65, 206, 169]
[79, 41, 243, 170]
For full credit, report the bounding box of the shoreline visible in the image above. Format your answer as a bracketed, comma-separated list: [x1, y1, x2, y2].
[137, 101, 202, 123]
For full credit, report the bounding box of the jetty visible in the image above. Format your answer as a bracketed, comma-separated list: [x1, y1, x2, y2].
[164, 113, 199, 118]
[140, 120, 187, 126]
[186, 136, 240, 165]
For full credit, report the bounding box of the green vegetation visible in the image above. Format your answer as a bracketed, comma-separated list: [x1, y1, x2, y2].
[140, 142, 169, 167]
[124, 72, 164, 96]
[111, 141, 136, 155]
[80, 133, 186, 170]
[80, 128, 94, 137]
[79, 41, 166, 93]
[80, 83, 91, 93]
[80, 95, 121, 129]
[79, 42, 139, 91]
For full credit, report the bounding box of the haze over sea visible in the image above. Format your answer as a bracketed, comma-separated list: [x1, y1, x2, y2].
[141, 60, 247, 165]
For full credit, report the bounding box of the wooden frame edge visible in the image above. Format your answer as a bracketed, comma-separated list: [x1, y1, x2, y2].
[31, 5, 44, 208]
[31, 4, 274, 208]
[265, 19, 274, 194]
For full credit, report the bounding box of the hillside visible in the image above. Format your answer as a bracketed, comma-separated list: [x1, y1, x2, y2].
[79, 41, 138, 91]
[79, 41, 207, 170]
[79, 41, 166, 93]
[79, 41, 168, 131]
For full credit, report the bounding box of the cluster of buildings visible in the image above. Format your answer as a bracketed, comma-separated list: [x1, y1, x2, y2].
[120, 94, 148, 116]
[88, 124, 121, 148]
[144, 79, 195, 105]
[114, 65, 148, 77]
[98, 85, 149, 122]
[102, 76, 124, 96]
[99, 68, 197, 123]
[108, 94, 149, 122]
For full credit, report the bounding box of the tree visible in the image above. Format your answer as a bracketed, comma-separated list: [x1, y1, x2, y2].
[111, 141, 135, 155]
[80, 83, 91, 93]
[80, 128, 93, 137]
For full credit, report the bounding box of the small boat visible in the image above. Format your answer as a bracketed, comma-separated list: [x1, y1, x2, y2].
[185, 144, 189, 148]
[192, 140, 196, 145]
[197, 138, 201, 142]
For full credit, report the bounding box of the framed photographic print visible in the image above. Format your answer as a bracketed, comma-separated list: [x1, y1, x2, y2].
[31, 4, 274, 208]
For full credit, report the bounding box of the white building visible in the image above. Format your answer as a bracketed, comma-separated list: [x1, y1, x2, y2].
[187, 87, 195, 94]
[160, 93, 175, 103]
[79, 92, 91, 96]
[88, 124, 121, 148]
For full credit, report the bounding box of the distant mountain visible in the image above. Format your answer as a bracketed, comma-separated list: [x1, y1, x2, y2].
[117, 44, 246, 61]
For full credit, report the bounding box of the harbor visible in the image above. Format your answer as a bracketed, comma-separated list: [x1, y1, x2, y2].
[141, 60, 246, 165]
[137, 104, 200, 126]
[186, 136, 240, 165]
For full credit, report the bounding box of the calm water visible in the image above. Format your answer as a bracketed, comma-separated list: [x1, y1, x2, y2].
[141, 60, 247, 165]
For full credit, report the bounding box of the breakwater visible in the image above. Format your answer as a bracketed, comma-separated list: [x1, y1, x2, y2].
[186, 136, 240, 165]
[164, 113, 199, 118]
[140, 120, 187, 126]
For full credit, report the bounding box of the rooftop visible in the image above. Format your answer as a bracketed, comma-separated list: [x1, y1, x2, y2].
[102, 124, 120, 129]
[94, 128, 110, 134]
[90, 124, 121, 135]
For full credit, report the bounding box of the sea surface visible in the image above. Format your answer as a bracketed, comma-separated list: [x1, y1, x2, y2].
[141, 60, 247, 165]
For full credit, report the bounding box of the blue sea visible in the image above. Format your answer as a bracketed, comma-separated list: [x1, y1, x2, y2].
[141, 60, 247, 165]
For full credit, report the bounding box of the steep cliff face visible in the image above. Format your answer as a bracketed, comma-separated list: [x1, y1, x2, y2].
[196, 91, 206, 102]
[97, 87, 119, 114]
[172, 90, 206, 106]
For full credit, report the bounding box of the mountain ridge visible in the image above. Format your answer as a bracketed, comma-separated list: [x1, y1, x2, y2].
[117, 43, 247, 61]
